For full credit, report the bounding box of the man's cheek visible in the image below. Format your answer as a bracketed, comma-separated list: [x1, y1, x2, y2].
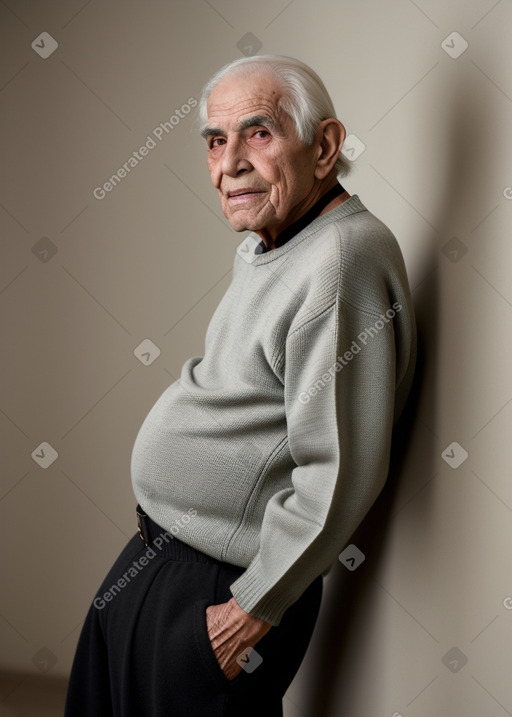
[207, 162, 220, 187]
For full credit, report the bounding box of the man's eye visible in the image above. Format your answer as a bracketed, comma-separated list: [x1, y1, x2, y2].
[254, 130, 269, 138]
[210, 138, 226, 148]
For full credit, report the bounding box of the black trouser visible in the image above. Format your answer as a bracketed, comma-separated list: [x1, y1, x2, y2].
[64, 507, 323, 716]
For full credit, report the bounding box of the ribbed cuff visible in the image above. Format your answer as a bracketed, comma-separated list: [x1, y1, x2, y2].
[229, 558, 296, 626]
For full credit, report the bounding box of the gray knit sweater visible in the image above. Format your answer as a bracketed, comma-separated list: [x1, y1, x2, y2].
[131, 194, 417, 625]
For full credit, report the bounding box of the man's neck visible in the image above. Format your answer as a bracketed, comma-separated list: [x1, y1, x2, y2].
[319, 188, 351, 217]
[256, 178, 351, 251]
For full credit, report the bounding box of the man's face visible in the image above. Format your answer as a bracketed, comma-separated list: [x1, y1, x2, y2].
[203, 71, 321, 238]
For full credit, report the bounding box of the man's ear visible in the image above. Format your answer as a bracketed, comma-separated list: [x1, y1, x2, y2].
[314, 119, 346, 179]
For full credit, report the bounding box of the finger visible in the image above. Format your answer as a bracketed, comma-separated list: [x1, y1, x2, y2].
[223, 661, 243, 680]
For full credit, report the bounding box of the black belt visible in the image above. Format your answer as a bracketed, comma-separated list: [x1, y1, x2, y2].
[136, 503, 152, 546]
[135, 504, 213, 563]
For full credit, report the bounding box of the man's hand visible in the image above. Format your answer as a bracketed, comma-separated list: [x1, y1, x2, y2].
[205, 597, 272, 680]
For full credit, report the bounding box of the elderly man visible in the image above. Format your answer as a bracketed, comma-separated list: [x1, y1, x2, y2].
[65, 55, 416, 716]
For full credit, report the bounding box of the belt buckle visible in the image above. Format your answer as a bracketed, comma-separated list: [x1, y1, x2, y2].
[136, 505, 151, 546]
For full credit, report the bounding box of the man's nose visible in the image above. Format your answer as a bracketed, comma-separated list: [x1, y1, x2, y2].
[220, 138, 251, 176]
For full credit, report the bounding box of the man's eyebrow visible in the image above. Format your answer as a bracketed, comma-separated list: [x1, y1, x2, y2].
[200, 114, 280, 140]
[237, 115, 280, 133]
[200, 125, 225, 140]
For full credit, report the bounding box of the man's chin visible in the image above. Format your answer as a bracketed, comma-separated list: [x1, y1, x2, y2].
[222, 200, 273, 233]
[225, 215, 264, 233]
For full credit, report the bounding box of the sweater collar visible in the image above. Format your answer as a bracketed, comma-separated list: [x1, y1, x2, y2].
[236, 194, 367, 266]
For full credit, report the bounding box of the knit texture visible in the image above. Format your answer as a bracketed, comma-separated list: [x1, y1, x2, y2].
[131, 195, 417, 625]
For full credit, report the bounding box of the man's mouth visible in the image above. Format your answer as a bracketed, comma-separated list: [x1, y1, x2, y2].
[227, 188, 264, 203]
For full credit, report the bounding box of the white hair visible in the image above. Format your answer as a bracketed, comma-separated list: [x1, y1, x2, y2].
[197, 54, 353, 178]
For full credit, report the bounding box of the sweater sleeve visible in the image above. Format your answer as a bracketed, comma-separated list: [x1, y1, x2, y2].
[229, 296, 397, 625]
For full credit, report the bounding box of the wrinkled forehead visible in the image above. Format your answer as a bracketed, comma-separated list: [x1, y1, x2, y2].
[206, 70, 286, 128]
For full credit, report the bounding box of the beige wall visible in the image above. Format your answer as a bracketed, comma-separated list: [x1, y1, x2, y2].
[1, 1, 512, 714]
